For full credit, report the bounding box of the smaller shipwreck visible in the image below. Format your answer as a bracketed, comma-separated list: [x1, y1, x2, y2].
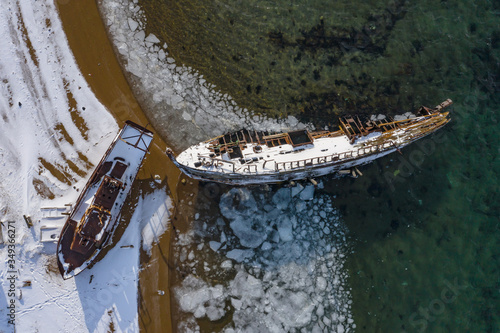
[57, 121, 153, 279]
[167, 100, 452, 185]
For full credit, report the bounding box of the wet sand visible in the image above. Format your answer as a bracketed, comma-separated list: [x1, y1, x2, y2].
[56, 1, 176, 331]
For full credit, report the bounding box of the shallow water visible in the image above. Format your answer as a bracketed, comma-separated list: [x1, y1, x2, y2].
[99, 0, 499, 331]
[138, 0, 496, 124]
[170, 181, 354, 332]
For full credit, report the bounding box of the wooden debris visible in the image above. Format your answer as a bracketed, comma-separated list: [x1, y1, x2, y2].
[23, 215, 33, 228]
[0, 221, 4, 244]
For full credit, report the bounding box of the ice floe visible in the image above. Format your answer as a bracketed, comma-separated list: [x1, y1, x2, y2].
[171, 183, 354, 332]
[99, 0, 308, 151]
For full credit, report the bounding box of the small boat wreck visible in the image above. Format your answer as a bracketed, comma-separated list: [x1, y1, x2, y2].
[167, 100, 452, 185]
[57, 121, 153, 279]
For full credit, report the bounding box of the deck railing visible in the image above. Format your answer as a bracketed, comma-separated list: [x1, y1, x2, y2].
[200, 109, 449, 175]
[236, 164, 258, 173]
[274, 141, 394, 172]
[205, 141, 395, 174]
[210, 158, 235, 173]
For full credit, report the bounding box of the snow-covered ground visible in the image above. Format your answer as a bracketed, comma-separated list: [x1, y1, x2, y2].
[172, 184, 355, 332]
[0, 1, 171, 332]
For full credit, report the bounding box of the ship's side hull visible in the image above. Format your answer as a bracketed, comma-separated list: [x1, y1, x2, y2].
[169, 146, 398, 185]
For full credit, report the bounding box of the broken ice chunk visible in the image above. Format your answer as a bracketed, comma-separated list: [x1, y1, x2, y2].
[299, 185, 315, 201]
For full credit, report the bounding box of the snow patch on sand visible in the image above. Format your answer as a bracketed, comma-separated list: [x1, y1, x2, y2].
[140, 189, 174, 255]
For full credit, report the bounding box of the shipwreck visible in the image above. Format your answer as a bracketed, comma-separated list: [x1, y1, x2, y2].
[57, 121, 153, 279]
[167, 100, 452, 185]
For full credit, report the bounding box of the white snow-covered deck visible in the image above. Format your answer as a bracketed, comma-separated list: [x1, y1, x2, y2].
[70, 123, 153, 225]
[177, 131, 395, 175]
[171, 111, 450, 184]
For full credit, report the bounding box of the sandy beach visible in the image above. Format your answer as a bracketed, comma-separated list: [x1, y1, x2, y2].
[0, 0, 174, 331]
[56, 1, 176, 331]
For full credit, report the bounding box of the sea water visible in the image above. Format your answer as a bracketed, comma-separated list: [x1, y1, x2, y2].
[99, 0, 499, 331]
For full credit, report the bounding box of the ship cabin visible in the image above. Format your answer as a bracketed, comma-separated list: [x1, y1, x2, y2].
[70, 176, 124, 254]
[206, 129, 315, 161]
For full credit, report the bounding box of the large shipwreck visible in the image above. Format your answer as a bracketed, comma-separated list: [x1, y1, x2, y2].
[167, 100, 452, 185]
[57, 121, 153, 279]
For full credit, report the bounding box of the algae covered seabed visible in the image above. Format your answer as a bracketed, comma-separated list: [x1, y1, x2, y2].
[105, 0, 498, 331]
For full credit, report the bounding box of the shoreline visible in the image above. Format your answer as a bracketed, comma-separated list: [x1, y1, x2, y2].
[0, 0, 141, 331]
[55, 1, 175, 332]
[96, 0, 305, 153]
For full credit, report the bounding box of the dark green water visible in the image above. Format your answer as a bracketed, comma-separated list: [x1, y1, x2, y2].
[139, 0, 499, 331]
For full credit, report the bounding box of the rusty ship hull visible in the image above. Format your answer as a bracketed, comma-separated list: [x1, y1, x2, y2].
[167, 100, 452, 185]
[57, 121, 153, 279]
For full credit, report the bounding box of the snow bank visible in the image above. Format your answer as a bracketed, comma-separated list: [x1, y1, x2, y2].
[99, 0, 308, 151]
[172, 184, 355, 332]
[140, 189, 174, 255]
